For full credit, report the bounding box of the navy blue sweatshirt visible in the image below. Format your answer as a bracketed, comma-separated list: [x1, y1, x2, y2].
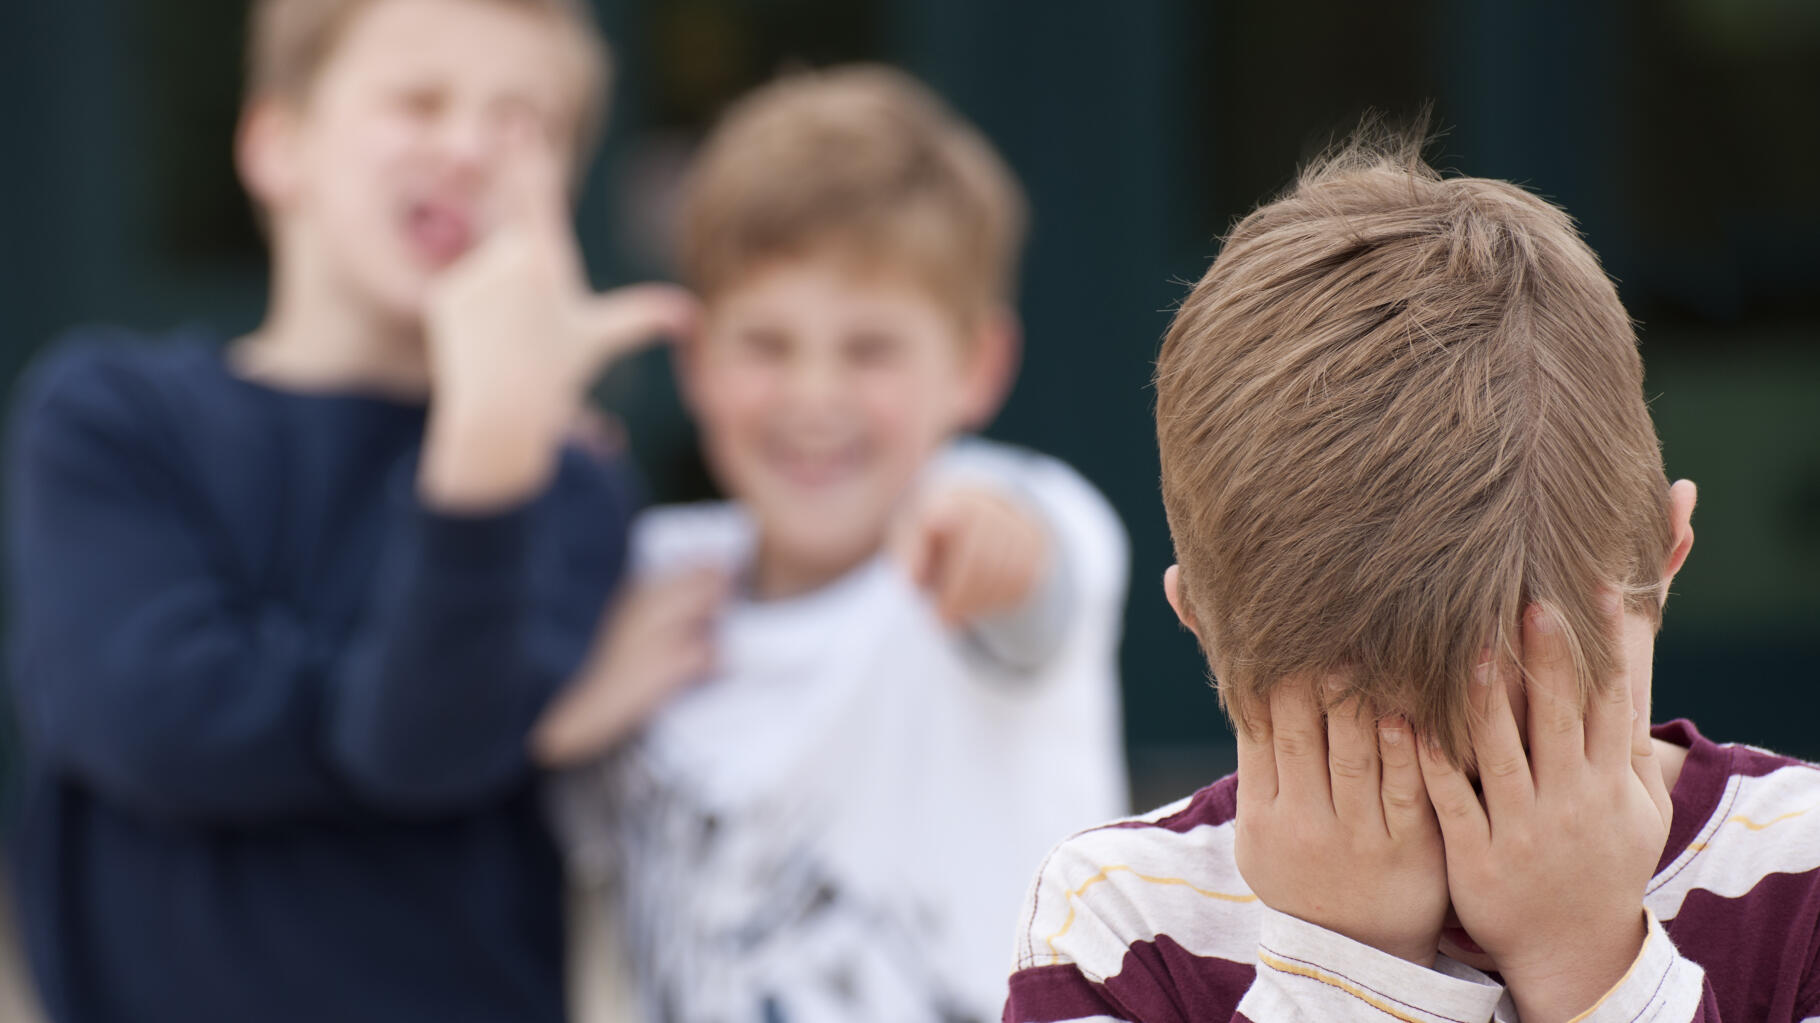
[4, 331, 633, 1022]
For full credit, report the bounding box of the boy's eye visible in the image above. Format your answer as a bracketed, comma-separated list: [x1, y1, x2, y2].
[490, 96, 558, 143]
[395, 88, 446, 119]
[735, 327, 790, 361]
[845, 331, 900, 366]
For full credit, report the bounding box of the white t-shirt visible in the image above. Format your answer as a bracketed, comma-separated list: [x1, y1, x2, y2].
[559, 439, 1129, 1023]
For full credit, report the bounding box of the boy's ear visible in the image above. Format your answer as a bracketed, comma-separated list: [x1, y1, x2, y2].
[1659, 479, 1698, 604]
[958, 305, 1021, 431]
[1163, 564, 1199, 638]
[236, 96, 301, 212]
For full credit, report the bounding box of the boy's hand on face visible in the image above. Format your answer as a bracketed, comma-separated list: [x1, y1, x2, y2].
[529, 566, 728, 767]
[1233, 683, 1449, 966]
[1418, 592, 1674, 1023]
[893, 485, 1048, 626]
[419, 120, 699, 511]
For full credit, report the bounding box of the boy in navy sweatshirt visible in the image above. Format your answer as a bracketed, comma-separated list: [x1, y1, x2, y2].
[3, 2, 699, 1020]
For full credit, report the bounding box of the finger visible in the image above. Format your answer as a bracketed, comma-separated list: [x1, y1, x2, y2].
[1631, 714, 1674, 830]
[668, 634, 717, 685]
[1625, 655, 1674, 825]
[1522, 602, 1586, 788]
[1418, 732, 1490, 848]
[981, 512, 1035, 612]
[579, 284, 702, 367]
[937, 515, 994, 624]
[999, 509, 1045, 607]
[1269, 682, 1331, 808]
[636, 567, 730, 630]
[1585, 586, 1636, 770]
[1377, 716, 1432, 839]
[905, 493, 960, 591]
[1325, 693, 1382, 827]
[894, 520, 938, 591]
[1234, 696, 1278, 807]
[1470, 653, 1535, 812]
[498, 114, 569, 238]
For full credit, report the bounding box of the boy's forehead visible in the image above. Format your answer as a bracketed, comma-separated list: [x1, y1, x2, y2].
[322, 0, 584, 108]
[707, 245, 976, 329]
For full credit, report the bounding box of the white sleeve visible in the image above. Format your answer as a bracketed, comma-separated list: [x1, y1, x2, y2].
[1239, 907, 1506, 1023]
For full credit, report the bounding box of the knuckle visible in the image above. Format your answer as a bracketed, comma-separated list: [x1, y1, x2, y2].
[1275, 730, 1321, 761]
[1480, 753, 1528, 781]
[1328, 753, 1374, 780]
[1380, 786, 1423, 812]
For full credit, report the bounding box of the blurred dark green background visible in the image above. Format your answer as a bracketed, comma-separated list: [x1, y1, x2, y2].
[2, 0, 1816, 812]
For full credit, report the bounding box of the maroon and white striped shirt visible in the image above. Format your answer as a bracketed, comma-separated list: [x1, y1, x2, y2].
[1005, 720, 1820, 1022]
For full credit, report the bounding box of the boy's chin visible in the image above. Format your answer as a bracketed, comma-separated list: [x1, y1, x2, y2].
[355, 272, 437, 333]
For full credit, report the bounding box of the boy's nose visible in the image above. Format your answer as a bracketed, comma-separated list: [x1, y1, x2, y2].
[784, 357, 845, 409]
[436, 111, 499, 176]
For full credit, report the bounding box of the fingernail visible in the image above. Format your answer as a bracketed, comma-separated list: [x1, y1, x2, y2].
[1472, 663, 1493, 687]
[1531, 606, 1559, 635]
[1380, 725, 1404, 745]
[1600, 587, 1623, 616]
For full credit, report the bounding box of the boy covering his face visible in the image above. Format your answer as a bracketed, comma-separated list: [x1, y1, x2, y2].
[1003, 133, 1818, 1022]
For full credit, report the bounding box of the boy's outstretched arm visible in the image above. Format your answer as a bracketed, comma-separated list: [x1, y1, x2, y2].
[1417, 596, 1722, 1022]
[895, 447, 1126, 673]
[897, 484, 1053, 633]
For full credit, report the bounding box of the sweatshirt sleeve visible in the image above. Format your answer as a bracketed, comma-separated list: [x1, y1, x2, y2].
[5, 346, 623, 822]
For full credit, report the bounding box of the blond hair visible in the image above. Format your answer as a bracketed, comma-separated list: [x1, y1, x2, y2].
[1154, 130, 1673, 765]
[677, 64, 1027, 324]
[245, 0, 612, 154]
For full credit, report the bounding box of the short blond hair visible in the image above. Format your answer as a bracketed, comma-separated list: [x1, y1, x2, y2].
[246, 0, 612, 155]
[677, 65, 1027, 324]
[1154, 131, 1674, 765]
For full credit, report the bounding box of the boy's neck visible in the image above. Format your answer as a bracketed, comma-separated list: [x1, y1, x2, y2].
[750, 535, 883, 601]
[232, 249, 433, 399]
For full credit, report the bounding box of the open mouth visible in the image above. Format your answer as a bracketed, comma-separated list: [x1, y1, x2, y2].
[402, 199, 474, 266]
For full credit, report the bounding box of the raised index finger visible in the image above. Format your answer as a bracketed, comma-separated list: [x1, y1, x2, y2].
[496, 115, 573, 248]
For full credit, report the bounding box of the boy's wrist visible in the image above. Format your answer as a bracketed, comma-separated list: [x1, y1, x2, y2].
[1500, 910, 1649, 1023]
[419, 399, 565, 512]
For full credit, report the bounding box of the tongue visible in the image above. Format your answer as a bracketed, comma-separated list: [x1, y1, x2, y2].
[407, 205, 472, 264]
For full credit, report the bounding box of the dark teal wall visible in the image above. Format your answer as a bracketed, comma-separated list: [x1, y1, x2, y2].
[3, 0, 1816, 814]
